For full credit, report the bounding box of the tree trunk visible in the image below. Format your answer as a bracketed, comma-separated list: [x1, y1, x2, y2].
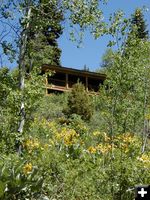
[17, 2, 32, 153]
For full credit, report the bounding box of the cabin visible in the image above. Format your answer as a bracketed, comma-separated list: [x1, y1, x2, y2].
[42, 65, 106, 95]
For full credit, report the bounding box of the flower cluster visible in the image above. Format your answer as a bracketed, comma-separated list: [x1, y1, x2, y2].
[88, 146, 97, 154]
[92, 131, 110, 142]
[103, 132, 111, 142]
[56, 127, 79, 146]
[137, 154, 150, 169]
[76, 124, 87, 134]
[137, 154, 150, 162]
[88, 143, 112, 154]
[24, 138, 50, 152]
[122, 133, 134, 143]
[33, 117, 57, 133]
[92, 131, 100, 136]
[145, 114, 150, 120]
[23, 163, 33, 175]
[96, 143, 112, 154]
[24, 138, 40, 151]
[115, 133, 134, 144]
[113, 133, 137, 153]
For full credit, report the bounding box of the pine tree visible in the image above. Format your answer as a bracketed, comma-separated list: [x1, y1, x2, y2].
[26, 0, 63, 70]
[66, 82, 94, 121]
[0, 0, 106, 138]
[101, 48, 114, 69]
[130, 8, 149, 40]
[123, 9, 149, 58]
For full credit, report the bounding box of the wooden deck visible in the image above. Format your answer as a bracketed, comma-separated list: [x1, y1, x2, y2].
[42, 65, 106, 95]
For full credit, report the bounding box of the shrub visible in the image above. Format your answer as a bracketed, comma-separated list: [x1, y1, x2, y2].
[65, 82, 94, 121]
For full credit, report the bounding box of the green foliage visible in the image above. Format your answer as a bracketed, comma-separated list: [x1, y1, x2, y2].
[0, 67, 19, 152]
[0, 67, 45, 153]
[1, 41, 16, 63]
[124, 9, 149, 55]
[26, 0, 64, 69]
[0, 2, 150, 200]
[100, 42, 150, 135]
[101, 48, 114, 68]
[63, 114, 88, 136]
[0, 67, 17, 106]
[0, 154, 44, 200]
[130, 8, 149, 40]
[0, 119, 149, 200]
[96, 48, 115, 73]
[34, 93, 68, 120]
[65, 82, 94, 120]
[63, 0, 107, 40]
[0, 0, 107, 68]
[97, 11, 150, 145]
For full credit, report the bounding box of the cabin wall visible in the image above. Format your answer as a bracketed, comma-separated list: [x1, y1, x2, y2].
[43, 66, 106, 95]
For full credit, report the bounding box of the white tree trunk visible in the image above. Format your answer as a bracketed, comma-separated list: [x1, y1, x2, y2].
[17, 3, 32, 151]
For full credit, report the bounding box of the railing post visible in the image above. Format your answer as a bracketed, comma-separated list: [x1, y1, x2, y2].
[86, 76, 88, 92]
[45, 74, 48, 95]
[66, 73, 68, 89]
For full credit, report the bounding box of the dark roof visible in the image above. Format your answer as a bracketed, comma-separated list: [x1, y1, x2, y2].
[42, 65, 106, 80]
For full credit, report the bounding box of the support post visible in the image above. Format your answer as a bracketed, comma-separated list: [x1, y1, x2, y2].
[66, 73, 68, 89]
[85, 76, 88, 92]
[45, 74, 48, 95]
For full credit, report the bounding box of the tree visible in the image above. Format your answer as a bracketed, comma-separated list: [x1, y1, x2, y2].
[96, 48, 115, 73]
[0, 0, 106, 149]
[100, 48, 114, 68]
[83, 64, 89, 71]
[26, 0, 64, 71]
[65, 82, 94, 120]
[100, 10, 150, 147]
[98, 12, 150, 197]
[130, 8, 149, 40]
[120, 9, 149, 64]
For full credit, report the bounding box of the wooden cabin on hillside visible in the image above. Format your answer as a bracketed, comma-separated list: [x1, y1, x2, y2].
[42, 65, 106, 95]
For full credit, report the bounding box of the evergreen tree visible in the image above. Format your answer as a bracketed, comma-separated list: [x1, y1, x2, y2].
[100, 48, 114, 69]
[0, 0, 106, 139]
[96, 48, 115, 73]
[26, 0, 63, 70]
[65, 82, 94, 121]
[123, 9, 149, 58]
[130, 8, 149, 40]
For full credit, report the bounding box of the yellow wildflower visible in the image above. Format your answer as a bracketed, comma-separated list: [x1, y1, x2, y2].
[103, 132, 110, 141]
[88, 146, 97, 154]
[64, 139, 73, 146]
[137, 154, 150, 169]
[145, 114, 150, 120]
[115, 133, 134, 144]
[96, 144, 111, 154]
[64, 129, 78, 146]
[44, 144, 49, 149]
[121, 143, 129, 153]
[23, 163, 32, 175]
[80, 140, 84, 145]
[24, 138, 40, 151]
[93, 131, 100, 136]
[55, 132, 62, 140]
[56, 128, 79, 146]
[137, 154, 150, 163]
[49, 139, 54, 146]
[122, 133, 133, 143]
[33, 139, 40, 148]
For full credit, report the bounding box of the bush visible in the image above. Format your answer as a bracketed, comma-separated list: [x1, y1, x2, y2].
[0, 119, 149, 199]
[65, 82, 94, 121]
[34, 93, 68, 120]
